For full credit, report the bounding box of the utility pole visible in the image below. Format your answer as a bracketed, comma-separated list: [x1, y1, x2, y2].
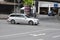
[14, 0, 16, 13]
[17, 0, 23, 13]
[17, 0, 20, 13]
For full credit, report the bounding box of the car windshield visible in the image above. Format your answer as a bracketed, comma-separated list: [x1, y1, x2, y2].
[25, 15, 32, 18]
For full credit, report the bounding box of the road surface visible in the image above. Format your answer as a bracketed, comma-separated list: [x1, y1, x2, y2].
[0, 15, 60, 40]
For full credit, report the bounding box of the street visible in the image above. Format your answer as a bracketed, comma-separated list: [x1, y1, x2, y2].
[0, 16, 60, 40]
[0, 0, 60, 40]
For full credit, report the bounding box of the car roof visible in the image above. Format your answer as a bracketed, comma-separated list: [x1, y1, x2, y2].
[10, 13, 26, 15]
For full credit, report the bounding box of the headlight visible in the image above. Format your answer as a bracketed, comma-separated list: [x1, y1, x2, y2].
[34, 20, 37, 21]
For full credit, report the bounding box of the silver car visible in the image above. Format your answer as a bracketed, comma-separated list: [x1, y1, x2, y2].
[7, 13, 39, 25]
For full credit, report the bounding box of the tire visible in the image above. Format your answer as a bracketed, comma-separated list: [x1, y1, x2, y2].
[28, 21, 33, 25]
[35, 24, 38, 25]
[11, 19, 15, 24]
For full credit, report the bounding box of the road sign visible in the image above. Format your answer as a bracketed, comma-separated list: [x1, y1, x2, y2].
[25, 6, 30, 12]
[54, 3, 58, 8]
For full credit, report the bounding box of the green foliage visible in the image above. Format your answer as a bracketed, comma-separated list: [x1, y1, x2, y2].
[23, 0, 34, 6]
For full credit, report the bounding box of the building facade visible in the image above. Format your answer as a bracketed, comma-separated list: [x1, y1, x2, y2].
[0, 0, 60, 15]
[0, 0, 18, 14]
[36, 0, 60, 15]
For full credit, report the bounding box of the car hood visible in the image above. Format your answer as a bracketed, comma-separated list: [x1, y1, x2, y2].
[28, 17, 38, 20]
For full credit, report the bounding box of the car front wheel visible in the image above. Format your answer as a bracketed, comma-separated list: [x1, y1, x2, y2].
[28, 21, 33, 25]
[11, 19, 15, 24]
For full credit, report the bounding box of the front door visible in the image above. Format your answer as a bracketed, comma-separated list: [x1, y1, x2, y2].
[16, 15, 27, 24]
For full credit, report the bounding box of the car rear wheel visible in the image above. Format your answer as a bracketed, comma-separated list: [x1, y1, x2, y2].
[28, 21, 33, 25]
[11, 20, 15, 24]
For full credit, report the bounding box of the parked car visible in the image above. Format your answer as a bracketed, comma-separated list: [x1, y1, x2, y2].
[7, 13, 39, 25]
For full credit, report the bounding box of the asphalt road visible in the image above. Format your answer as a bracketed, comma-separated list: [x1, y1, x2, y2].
[0, 19, 60, 40]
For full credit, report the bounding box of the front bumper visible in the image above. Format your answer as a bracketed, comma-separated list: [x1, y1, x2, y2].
[33, 20, 39, 24]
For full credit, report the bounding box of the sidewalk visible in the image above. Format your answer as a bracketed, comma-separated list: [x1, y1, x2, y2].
[0, 14, 60, 22]
[0, 14, 8, 19]
[37, 15, 57, 20]
[37, 15, 60, 23]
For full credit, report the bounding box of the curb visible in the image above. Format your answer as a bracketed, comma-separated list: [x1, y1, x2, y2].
[0, 18, 7, 20]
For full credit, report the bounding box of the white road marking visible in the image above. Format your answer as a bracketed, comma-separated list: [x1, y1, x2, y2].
[29, 33, 46, 36]
[0, 30, 46, 38]
[38, 33, 46, 35]
[37, 39, 44, 40]
[31, 34, 38, 36]
[52, 35, 60, 38]
[0, 29, 60, 38]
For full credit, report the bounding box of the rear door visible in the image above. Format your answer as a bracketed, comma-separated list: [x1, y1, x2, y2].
[19, 15, 27, 24]
[9, 15, 16, 21]
[15, 15, 26, 23]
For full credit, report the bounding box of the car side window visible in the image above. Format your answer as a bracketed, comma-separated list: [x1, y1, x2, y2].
[10, 15, 16, 17]
[15, 15, 24, 18]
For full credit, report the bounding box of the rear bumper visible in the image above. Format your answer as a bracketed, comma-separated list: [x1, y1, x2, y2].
[7, 19, 11, 22]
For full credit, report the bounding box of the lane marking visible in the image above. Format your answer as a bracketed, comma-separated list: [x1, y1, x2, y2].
[37, 39, 44, 40]
[52, 35, 60, 38]
[0, 29, 60, 38]
[29, 33, 46, 36]
[0, 30, 46, 38]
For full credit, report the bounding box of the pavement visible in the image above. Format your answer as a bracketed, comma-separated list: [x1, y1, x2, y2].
[37, 15, 60, 23]
[0, 14, 8, 19]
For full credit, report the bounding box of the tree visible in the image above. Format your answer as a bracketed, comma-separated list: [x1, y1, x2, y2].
[23, 0, 34, 6]
[23, 0, 34, 16]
